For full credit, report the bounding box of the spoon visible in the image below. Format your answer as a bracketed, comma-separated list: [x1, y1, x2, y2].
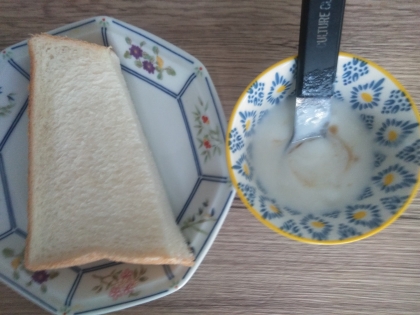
[290, 0, 346, 147]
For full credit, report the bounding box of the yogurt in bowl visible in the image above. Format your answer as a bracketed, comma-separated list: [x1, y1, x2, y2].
[253, 97, 375, 215]
[227, 53, 420, 244]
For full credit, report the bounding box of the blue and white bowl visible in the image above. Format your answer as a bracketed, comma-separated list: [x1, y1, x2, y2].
[226, 53, 420, 244]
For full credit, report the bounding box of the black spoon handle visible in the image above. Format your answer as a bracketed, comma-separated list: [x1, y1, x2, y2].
[296, 0, 346, 98]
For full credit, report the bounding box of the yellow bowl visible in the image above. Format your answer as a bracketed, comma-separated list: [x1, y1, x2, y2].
[226, 52, 420, 244]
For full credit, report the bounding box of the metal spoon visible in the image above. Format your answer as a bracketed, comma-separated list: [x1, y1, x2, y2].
[289, 0, 346, 147]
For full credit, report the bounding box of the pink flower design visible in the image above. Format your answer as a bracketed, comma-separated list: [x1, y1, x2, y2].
[204, 139, 212, 149]
[121, 280, 136, 295]
[202, 115, 209, 124]
[109, 285, 124, 300]
[92, 267, 147, 300]
[120, 268, 133, 280]
[108, 269, 137, 300]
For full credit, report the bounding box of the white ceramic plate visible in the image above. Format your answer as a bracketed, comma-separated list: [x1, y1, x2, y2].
[0, 16, 234, 314]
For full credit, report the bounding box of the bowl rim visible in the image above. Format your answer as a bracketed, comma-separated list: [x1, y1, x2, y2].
[226, 52, 420, 245]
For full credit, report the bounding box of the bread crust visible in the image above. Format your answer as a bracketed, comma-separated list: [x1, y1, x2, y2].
[24, 36, 36, 271]
[24, 34, 194, 271]
[26, 252, 194, 270]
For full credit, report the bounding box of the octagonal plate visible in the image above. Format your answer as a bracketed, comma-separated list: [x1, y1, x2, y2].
[0, 16, 235, 315]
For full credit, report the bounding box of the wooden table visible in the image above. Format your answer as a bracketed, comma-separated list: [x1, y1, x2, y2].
[1, 0, 420, 314]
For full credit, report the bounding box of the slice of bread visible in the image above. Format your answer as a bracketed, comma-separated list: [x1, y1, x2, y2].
[25, 34, 194, 270]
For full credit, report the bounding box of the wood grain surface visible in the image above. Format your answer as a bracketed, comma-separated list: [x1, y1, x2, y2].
[1, 0, 420, 314]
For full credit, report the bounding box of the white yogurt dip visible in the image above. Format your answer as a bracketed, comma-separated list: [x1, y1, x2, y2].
[251, 97, 374, 214]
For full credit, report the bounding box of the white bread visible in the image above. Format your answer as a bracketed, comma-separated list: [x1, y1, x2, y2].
[25, 34, 194, 270]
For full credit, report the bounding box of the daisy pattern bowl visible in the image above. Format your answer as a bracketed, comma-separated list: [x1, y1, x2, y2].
[226, 53, 420, 244]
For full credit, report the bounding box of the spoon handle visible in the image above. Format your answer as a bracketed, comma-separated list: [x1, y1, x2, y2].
[296, 0, 346, 98]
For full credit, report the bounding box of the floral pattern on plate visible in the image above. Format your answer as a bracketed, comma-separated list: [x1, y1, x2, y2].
[1, 49, 13, 60]
[193, 97, 223, 162]
[2, 247, 59, 293]
[0, 86, 16, 117]
[123, 37, 176, 79]
[92, 267, 147, 300]
[180, 199, 216, 254]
